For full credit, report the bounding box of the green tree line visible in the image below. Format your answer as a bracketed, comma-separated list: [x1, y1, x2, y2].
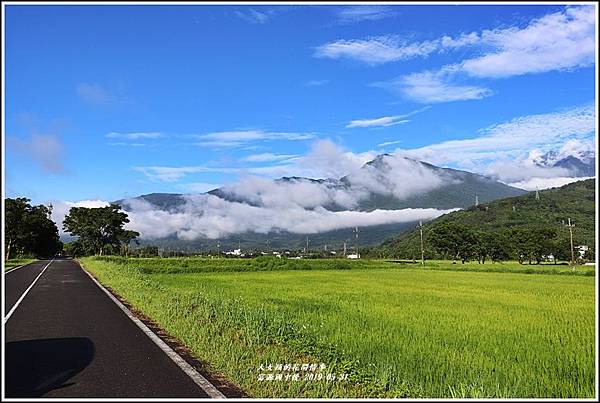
[4, 198, 62, 260]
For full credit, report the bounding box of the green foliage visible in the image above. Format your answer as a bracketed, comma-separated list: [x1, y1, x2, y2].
[62, 204, 139, 256]
[82, 257, 595, 397]
[379, 179, 595, 262]
[4, 197, 62, 260]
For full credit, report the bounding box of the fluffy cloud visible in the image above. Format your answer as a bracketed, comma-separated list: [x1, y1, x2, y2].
[319, 6, 595, 78]
[460, 6, 595, 78]
[298, 139, 377, 179]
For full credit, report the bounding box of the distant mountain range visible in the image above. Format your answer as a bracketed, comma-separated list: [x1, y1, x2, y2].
[115, 155, 527, 251]
[533, 150, 595, 177]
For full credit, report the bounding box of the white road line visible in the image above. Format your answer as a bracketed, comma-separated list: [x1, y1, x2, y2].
[78, 261, 226, 399]
[4, 259, 54, 323]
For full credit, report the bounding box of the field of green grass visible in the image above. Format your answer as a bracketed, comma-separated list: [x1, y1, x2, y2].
[4, 258, 36, 271]
[80, 256, 596, 398]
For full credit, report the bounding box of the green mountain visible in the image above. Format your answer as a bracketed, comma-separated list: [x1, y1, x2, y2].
[114, 155, 527, 251]
[376, 179, 595, 259]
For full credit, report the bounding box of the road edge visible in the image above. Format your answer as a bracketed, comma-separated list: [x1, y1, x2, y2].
[77, 260, 226, 399]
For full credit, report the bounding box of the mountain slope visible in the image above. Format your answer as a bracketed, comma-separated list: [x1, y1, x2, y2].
[115, 154, 527, 251]
[376, 178, 595, 258]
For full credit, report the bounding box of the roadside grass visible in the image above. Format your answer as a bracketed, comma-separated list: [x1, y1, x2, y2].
[3, 258, 36, 271]
[81, 256, 595, 398]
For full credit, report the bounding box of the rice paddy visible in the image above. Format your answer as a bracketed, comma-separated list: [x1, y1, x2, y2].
[80, 256, 596, 398]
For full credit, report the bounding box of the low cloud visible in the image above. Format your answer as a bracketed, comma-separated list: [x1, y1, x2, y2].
[123, 195, 455, 240]
[507, 176, 593, 191]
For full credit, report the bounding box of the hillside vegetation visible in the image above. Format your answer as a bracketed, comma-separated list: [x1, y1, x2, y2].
[375, 179, 595, 260]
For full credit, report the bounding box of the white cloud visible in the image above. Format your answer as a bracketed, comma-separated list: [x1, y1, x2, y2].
[314, 35, 439, 65]
[461, 6, 596, 78]
[344, 154, 453, 201]
[507, 176, 594, 191]
[318, 6, 595, 77]
[106, 132, 163, 140]
[50, 199, 110, 235]
[298, 139, 377, 179]
[242, 153, 298, 162]
[191, 130, 316, 148]
[378, 140, 402, 148]
[335, 5, 398, 24]
[133, 166, 238, 182]
[397, 104, 596, 167]
[346, 116, 409, 128]
[122, 194, 455, 240]
[235, 8, 271, 24]
[373, 69, 492, 103]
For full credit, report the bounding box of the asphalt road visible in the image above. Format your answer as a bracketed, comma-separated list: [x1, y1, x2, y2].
[5, 260, 49, 315]
[4, 258, 212, 398]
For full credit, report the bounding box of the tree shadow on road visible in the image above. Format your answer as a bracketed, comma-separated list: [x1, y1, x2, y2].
[5, 337, 95, 397]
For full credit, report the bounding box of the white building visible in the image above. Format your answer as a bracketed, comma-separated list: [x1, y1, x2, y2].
[225, 248, 242, 256]
[347, 254, 360, 259]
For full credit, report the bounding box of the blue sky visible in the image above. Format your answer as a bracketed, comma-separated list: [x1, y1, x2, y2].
[4, 4, 597, 206]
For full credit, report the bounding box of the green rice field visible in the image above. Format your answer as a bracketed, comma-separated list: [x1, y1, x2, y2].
[80, 256, 596, 398]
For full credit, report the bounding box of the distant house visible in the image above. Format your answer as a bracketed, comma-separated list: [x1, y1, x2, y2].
[225, 248, 242, 256]
[577, 245, 589, 258]
[347, 254, 360, 259]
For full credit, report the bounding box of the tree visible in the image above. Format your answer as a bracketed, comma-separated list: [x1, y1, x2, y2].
[4, 198, 62, 260]
[63, 204, 139, 256]
[429, 222, 477, 263]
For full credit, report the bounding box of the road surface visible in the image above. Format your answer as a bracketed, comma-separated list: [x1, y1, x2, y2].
[4, 258, 217, 398]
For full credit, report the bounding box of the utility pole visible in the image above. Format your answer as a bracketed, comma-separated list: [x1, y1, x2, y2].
[354, 226, 359, 258]
[217, 240, 220, 257]
[266, 237, 270, 253]
[418, 221, 424, 266]
[566, 218, 576, 266]
[305, 236, 309, 254]
[343, 242, 347, 256]
[475, 195, 479, 206]
[535, 187, 540, 200]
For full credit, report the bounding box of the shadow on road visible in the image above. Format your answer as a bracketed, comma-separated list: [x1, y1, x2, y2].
[5, 337, 95, 397]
